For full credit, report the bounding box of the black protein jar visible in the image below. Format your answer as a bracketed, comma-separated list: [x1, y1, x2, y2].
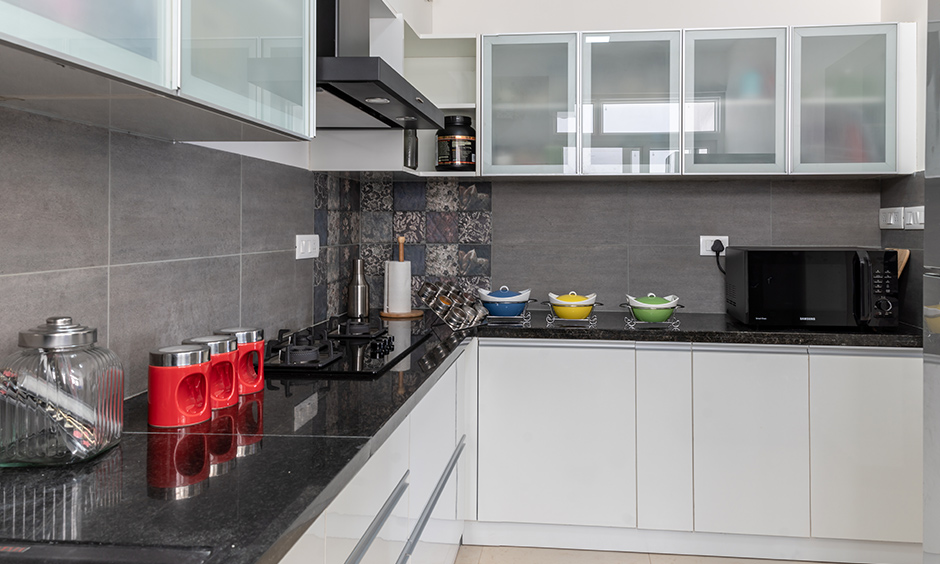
[436, 115, 476, 172]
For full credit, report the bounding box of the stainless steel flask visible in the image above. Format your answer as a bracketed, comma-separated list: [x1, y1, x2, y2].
[347, 259, 370, 320]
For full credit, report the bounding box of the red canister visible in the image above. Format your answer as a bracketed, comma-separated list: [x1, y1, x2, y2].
[215, 327, 265, 395]
[146, 420, 211, 500]
[182, 335, 238, 410]
[148, 344, 211, 428]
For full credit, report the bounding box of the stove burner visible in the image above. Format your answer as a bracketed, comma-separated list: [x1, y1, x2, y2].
[283, 345, 320, 363]
[344, 321, 371, 335]
[265, 328, 343, 369]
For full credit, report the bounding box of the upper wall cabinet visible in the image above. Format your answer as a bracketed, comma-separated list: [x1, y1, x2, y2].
[0, 0, 313, 140]
[683, 28, 787, 174]
[181, 0, 313, 137]
[0, 0, 173, 88]
[791, 24, 909, 174]
[582, 30, 681, 175]
[482, 34, 578, 175]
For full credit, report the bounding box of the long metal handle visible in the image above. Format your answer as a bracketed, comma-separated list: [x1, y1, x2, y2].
[344, 470, 410, 564]
[395, 435, 467, 564]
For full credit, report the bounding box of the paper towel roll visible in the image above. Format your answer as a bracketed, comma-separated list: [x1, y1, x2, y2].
[384, 261, 412, 313]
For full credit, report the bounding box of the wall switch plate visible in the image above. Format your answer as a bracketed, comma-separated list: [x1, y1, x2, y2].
[295, 234, 319, 259]
[904, 205, 925, 230]
[700, 236, 729, 256]
[880, 207, 904, 230]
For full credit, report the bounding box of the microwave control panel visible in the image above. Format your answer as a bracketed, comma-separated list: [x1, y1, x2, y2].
[869, 251, 899, 327]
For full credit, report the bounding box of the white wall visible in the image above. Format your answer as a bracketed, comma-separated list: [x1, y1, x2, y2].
[429, 0, 884, 35]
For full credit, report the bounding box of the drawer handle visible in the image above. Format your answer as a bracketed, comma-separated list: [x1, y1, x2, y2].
[345, 470, 410, 564]
[396, 435, 466, 564]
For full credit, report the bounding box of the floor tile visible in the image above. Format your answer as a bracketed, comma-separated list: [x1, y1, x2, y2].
[479, 546, 651, 564]
[455, 545, 483, 564]
[649, 554, 825, 564]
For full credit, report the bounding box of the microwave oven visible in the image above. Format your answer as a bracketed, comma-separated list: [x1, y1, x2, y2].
[725, 247, 899, 328]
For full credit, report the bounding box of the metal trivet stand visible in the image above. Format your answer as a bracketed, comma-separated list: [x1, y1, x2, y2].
[543, 302, 601, 329]
[485, 310, 532, 328]
[621, 304, 683, 330]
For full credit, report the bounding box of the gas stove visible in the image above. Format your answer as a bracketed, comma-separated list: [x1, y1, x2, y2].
[263, 317, 431, 380]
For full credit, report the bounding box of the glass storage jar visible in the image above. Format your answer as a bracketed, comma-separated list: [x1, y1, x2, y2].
[0, 317, 124, 466]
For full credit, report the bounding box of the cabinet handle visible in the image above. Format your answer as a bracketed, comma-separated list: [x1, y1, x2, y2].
[345, 470, 410, 564]
[395, 435, 466, 564]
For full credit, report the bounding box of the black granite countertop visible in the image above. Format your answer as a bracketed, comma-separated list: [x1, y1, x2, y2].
[476, 310, 923, 348]
[0, 313, 464, 564]
[0, 310, 921, 563]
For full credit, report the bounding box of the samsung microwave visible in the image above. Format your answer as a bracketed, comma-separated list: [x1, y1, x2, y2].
[725, 247, 899, 329]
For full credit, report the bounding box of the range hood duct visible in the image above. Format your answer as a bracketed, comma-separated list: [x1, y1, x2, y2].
[316, 0, 444, 130]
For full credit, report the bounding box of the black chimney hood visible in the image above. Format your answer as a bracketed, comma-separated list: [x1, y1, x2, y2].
[316, 0, 444, 130]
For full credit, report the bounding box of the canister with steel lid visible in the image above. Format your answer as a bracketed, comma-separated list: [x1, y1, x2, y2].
[214, 327, 265, 395]
[148, 344, 211, 428]
[182, 335, 238, 410]
[0, 316, 124, 466]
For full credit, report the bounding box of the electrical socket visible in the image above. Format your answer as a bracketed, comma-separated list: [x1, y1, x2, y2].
[295, 234, 319, 259]
[699, 235, 729, 257]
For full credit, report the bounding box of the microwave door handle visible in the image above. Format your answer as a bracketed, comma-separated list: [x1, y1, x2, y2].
[857, 251, 873, 322]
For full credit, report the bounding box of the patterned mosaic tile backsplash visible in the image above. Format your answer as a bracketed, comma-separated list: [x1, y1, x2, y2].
[359, 173, 493, 310]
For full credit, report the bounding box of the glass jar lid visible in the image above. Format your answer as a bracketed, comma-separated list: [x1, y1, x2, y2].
[18, 316, 98, 349]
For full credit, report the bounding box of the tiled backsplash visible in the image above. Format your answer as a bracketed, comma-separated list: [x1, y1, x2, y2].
[0, 106, 922, 400]
[359, 174, 493, 310]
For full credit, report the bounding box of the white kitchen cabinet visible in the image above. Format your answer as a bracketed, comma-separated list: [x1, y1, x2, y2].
[477, 339, 636, 528]
[0, 0, 173, 89]
[692, 343, 810, 537]
[279, 514, 326, 564]
[482, 34, 578, 175]
[635, 342, 693, 532]
[792, 24, 914, 174]
[324, 421, 411, 564]
[180, 0, 314, 137]
[581, 30, 681, 175]
[808, 346, 923, 543]
[683, 28, 787, 174]
[406, 359, 461, 564]
[455, 338, 478, 523]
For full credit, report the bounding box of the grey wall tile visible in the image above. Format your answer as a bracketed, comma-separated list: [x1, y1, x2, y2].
[0, 268, 109, 361]
[493, 181, 629, 246]
[491, 243, 628, 311]
[882, 227, 925, 252]
[626, 179, 773, 246]
[362, 211, 393, 243]
[771, 179, 881, 246]
[109, 257, 240, 397]
[360, 172, 393, 211]
[427, 178, 459, 211]
[628, 245, 727, 314]
[242, 251, 314, 337]
[110, 133, 241, 264]
[881, 172, 925, 208]
[242, 157, 315, 253]
[0, 109, 109, 274]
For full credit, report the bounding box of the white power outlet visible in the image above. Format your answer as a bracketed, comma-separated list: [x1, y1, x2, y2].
[699, 235, 729, 257]
[295, 234, 319, 259]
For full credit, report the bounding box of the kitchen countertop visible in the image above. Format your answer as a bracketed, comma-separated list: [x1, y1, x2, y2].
[0, 310, 921, 563]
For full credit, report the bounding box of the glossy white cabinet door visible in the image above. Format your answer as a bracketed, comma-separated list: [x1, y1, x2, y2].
[408, 361, 460, 564]
[636, 342, 693, 531]
[683, 28, 787, 174]
[692, 344, 810, 537]
[792, 24, 898, 173]
[455, 338, 478, 523]
[581, 30, 681, 175]
[324, 421, 410, 564]
[809, 346, 922, 542]
[279, 514, 325, 564]
[0, 0, 172, 88]
[477, 339, 636, 528]
[482, 34, 578, 175]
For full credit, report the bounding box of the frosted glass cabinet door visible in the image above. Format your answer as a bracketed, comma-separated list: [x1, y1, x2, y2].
[683, 28, 786, 173]
[181, 0, 313, 137]
[483, 34, 577, 174]
[0, 0, 172, 88]
[792, 24, 897, 173]
[582, 31, 680, 175]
